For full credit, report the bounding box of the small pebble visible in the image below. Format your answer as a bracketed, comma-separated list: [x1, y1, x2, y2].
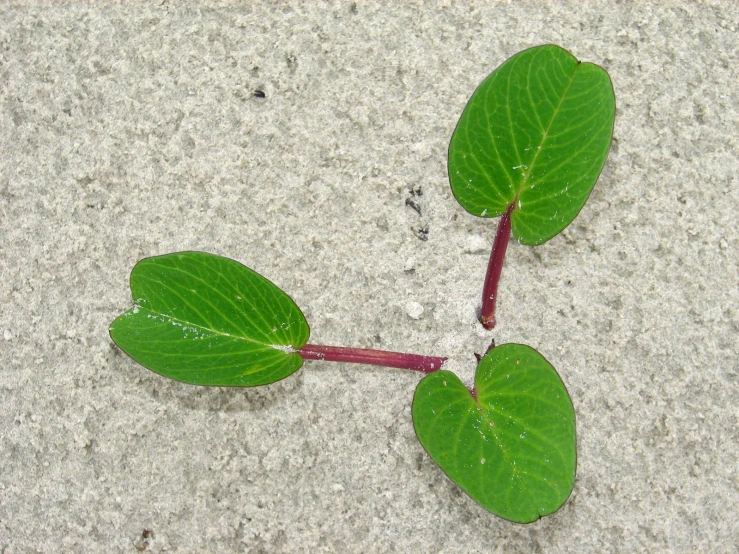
[463, 235, 488, 254]
[406, 301, 424, 320]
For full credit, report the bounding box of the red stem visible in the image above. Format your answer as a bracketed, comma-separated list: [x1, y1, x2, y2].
[479, 203, 514, 330]
[297, 344, 446, 374]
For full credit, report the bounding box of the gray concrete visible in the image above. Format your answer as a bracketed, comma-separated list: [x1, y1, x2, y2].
[1, 1, 737, 552]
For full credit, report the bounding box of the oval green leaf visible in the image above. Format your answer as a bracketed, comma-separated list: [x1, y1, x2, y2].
[412, 343, 576, 523]
[448, 44, 615, 245]
[109, 252, 309, 386]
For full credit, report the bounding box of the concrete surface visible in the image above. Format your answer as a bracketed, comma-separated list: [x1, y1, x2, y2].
[1, 1, 737, 552]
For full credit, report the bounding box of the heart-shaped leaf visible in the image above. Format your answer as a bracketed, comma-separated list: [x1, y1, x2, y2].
[448, 44, 615, 245]
[412, 343, 576, 523]
[110, 252, 309, 386]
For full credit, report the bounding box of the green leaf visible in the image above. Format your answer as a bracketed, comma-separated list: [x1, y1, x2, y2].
[412, 343, 576, 523]
[448, 44, 615, 245]
[110, 252, 309, 386]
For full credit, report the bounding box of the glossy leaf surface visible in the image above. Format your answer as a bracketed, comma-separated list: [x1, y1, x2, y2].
[448, 44, 615, 245]
[110, 252, 309, 386]
[412, 344, 576, 523]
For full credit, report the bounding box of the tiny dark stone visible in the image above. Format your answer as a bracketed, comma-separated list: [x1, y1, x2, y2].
[412, 225, 429, 241]
[405, 198, 422, 216]
[254, 90, 266, 98]
[135, 529, 153, 552]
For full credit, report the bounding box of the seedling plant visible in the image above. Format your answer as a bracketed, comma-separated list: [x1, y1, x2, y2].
[111, 45, 615, 524]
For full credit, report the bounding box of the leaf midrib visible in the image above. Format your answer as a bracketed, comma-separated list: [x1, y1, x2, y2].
[473, 397, 541, 517]
[422, 378, 540, 518]
[516, 61, 580, 199]
[133, 306, 288, 351]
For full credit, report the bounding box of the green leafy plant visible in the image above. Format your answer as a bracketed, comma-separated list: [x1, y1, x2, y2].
[449, 45, 615, 329]
[110, 45, 614, 523]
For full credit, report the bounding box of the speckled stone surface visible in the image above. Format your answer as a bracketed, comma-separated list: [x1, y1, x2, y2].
[1, 1, 737, 552]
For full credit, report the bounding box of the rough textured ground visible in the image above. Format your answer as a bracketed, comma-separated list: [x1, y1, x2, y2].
[1, 1, 737, 552]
